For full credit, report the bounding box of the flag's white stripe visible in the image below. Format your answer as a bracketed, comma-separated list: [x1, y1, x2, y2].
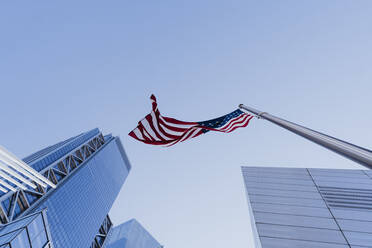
[222, 115, 250, 132]
[168, 128, 192, 146]
[176, 127, 202, 146]
[164, 138, 179, 147]
[133, 128, 145, 140]
[150, 112, 172, 141]
[224, 116, 251, 132]
[188, 128, 203, 139]
[165, 140, 177, 147]
[159, 116, 196, 128]
[141, 119, 161, 141]
[217, 116, 244, 131]
[226, 115, 251, 132]
[166, 127, 196, 146]
[179, 127, 200, 143]
[179, 128, 196, 142]
[224, 120, 249, 133]
[219, 114, 247, 131]
[165, 115, 248, 146]
[158, 121, 188, 136]
[141, 127, 152, 141]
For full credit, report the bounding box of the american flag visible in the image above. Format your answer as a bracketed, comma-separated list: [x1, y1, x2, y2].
[129, 95, 253, 146]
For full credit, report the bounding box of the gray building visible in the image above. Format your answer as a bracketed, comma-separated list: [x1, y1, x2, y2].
[242, 166, 372, 248]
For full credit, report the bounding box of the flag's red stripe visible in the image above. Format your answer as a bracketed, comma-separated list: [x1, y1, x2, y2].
[221, 115, 250, 132]
[180, 127, 199, 142]
[167, 128, 205, 147]
[154, 110, 183, 139]
[158, 116, 193, 133]
[129, 94, 254, 146]
[140, 139, 173, 145]
[165, 127, 195, 146]
[226, 115, 253, 133]
[224, 116, 251, 133]
[145, 115, 165, 141]
[137, 125, 149, 142]
[192, 129, 204, 139]
[138, 123, 154, 141]
[167, 127, 198, 146]
[162, 116, 197, 125]
[128, 131, 141, 141]
[196, 114, 251, 133]
[219, 114, 248, 131]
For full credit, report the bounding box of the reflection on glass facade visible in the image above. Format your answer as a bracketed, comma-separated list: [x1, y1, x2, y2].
[0, 210, 52, 248]
[30, 136, 130, 248]
[242, 166, 372, 248]
[103, 219, 162, 248]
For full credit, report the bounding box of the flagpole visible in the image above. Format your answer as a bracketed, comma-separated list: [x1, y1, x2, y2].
[239, 104, 372, 169]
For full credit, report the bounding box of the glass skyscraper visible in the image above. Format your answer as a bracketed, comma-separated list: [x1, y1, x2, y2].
[103, 219, 162, 248]
[242, 166, 372, 248]
[0, 128, 161, 248]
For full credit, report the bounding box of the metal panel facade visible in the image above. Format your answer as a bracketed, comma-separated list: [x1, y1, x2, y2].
[242, 166, 372, 248]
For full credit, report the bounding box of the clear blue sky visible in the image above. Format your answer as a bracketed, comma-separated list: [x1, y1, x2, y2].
[1, 1, 372, 247]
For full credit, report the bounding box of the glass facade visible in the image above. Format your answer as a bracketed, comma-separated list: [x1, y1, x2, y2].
[0, 210, 52, 248]
[242, 166, 372, 248]
[103, 219, 162, 248]
[24, 128, 100, 172]
[28, 135, 130, 248]
[0, 128, 160, 248]
[0, 129, 133, 248]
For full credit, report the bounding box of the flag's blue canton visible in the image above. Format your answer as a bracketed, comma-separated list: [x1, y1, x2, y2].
[198, 109, 244, 133]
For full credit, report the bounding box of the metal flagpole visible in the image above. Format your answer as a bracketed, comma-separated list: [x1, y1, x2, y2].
[239, 104, 372, 169]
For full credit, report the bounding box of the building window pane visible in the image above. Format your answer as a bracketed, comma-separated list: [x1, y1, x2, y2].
[10, 229, 30, 248]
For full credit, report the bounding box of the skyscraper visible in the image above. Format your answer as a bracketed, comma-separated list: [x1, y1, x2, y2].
[242, 166, 372, 248]
[0, 128, 161, 248]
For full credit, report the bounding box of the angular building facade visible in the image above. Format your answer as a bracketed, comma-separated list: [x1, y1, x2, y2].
[0, 128, 161, 248]
[242, 166, 372, 248]
[0, 210, 53, 248]
[103, 219, 162, 248]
